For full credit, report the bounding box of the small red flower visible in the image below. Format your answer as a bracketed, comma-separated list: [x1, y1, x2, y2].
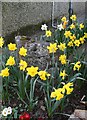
[23, 112, 30, 120]
[19, 112, 30, 120]
[19, 115, 24, 120]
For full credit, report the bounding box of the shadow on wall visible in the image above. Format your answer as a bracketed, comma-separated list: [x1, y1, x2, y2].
[2, 2, 86, 44]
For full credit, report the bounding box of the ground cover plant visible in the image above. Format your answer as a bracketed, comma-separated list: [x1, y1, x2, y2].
[0, 15, 87, 120]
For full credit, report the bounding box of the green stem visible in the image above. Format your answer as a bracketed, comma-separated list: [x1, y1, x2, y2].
[46, 78, 52, 117]
[29, 77, 34, 111]
[17, 92, 28, 106]
[51, 52, 55, 87]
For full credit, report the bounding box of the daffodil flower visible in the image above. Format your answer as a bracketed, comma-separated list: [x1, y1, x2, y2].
[41, 24, 48, 31]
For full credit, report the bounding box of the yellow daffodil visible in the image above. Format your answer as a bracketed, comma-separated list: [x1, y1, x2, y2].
[51, 88, 64, 100]
[70, 23, 75, 29]
[6, 56, 15, 66]
[79, 23, 84, 29]
[50, 91, 57, 98]
[60, 70, 67, 80]
[68, 41, 73, 47]
[61, 16, 67, 22]
[58, 43, 66, 51]
[70, 15, 77, 21]
[38, 70, 50, 80]
[45, 30, 52, 37]
[8, 43, 17, 51]
[59, 54, 67, 65]
[26, 66, 38, 77]
[73, 61, 81, 71]
[19, 60, 27, 71]
[84, 33, 87, 38]
[63, 82, 73, 95]
[64, 31, 72, 38]
[63, 21, 68, 29]
[80, 37, 85, 44]
[0, 37, 4, 48]
[47, 43, 58, 53]
[0, 67, 9, 77]
[70, 34, 76, 41]
[19, 46, 27, 56]
[74, 40, 80, 47]
[51, 82, 73, 100]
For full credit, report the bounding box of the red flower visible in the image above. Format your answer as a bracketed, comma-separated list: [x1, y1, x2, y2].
[23, 112, 30, 120]
[19, 112, 30, 120]
[19, 115, 24, 120]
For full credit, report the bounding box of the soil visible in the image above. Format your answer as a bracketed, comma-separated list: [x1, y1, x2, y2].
[2, 39, 87, 120]
[2, 79, 86, 120]
[2, 21, 87, 120]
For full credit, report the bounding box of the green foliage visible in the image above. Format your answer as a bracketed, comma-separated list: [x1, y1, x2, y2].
[0, 15, 87, 119]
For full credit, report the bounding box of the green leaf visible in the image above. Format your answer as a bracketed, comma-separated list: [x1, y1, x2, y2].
[14, 110, 18, 119]
[69, 73, 82, 82]
[52, 100, 61, 113]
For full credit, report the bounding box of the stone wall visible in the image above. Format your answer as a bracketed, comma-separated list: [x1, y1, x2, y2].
[1, 2, 86, 36]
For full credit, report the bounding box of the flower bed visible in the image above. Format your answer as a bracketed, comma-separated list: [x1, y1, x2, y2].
[0, 15, 87, 120]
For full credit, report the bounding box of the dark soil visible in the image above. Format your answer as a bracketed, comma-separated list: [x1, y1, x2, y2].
[2, 80, 86, 120]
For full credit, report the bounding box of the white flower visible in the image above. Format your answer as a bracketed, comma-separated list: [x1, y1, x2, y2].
[41, 24, 48, 31]
[2, 107, 12, 117]
[7, 107, 12, 115]
[2, 108, 8, 117]
[57, 24, 63, 31]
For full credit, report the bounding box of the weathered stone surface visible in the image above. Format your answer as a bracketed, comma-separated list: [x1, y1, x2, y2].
[27, 41, 50, 69]
[68, 114, 80, 120]
[68, 109, 87, 120]
[74, 109, 87, 120]
[15, 36, 50, 69]
[1, 2, 85, 36]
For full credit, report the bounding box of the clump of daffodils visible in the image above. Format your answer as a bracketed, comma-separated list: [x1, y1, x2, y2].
[0, 14, 86, 118]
